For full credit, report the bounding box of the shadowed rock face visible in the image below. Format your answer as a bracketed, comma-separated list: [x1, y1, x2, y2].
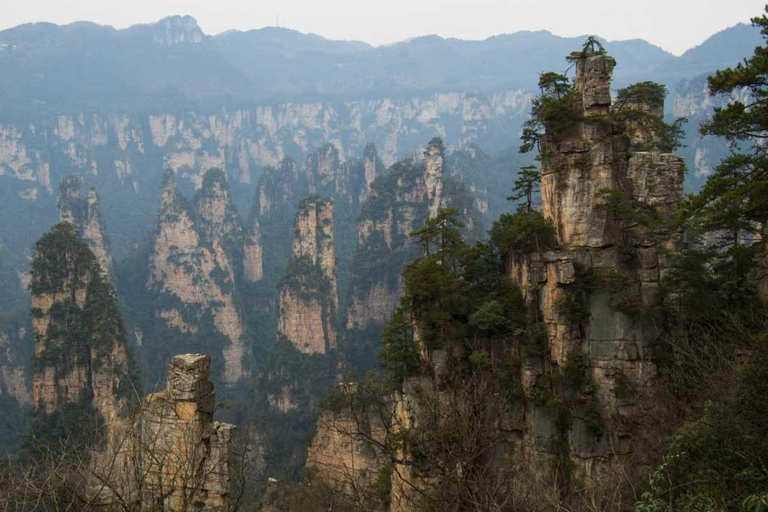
[277, 197, 338, 354]
[142, 354, 234, 512]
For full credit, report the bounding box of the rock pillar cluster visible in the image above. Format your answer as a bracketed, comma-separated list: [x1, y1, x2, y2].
[148, 169, 250, 383]
[58, 175, 115, 280]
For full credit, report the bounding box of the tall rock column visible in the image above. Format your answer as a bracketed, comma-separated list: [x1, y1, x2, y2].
[509, 51, 684, 489]
[424, 137, 444, 217]
[148, 169, 250, 384]
[142, 354, 234, 512]
[243, 216, 264, 283]
[30, 222, 134, 442]
[277, 197, 338, 354]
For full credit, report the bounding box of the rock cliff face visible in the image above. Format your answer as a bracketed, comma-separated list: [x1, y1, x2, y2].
[142, 354, 234, 512]
[346, 138, 479, 331]
[58, 175, 114, 280]
[306, 383, 387, 502]
[277, 197, 338, 354]
[0, 321, 33, 409]
[507, 52, 684, 488]
[29, 222, 134, 436]
[147, 169, 250, 384]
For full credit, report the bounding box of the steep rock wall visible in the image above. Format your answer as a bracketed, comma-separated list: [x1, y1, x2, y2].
[509, 53, 684, 488]
[277, 197, 338, 354]
[58, 175, 115, 280]
[147, 169, 249, 384]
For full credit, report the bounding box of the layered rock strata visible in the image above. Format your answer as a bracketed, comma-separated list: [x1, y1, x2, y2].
[509, 51, 684, 487]
[30, 222, 134, 451]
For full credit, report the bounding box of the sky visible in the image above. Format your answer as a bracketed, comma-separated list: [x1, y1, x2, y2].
[1, 0, 765, 55]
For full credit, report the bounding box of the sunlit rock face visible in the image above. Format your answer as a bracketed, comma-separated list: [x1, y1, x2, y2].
[509, 52, 684, 488]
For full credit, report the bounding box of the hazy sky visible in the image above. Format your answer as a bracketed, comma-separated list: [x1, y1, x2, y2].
[1, 0, 765, 55]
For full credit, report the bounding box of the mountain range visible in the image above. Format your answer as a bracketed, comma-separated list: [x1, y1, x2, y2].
[0, 15, 761, 113]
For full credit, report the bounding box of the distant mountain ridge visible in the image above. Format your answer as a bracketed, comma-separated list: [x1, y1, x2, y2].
[0, 15, 760, 112]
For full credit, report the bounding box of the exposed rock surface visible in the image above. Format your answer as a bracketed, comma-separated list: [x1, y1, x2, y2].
[142, 354, 234, 511]
[306, 383, 387, 502]
[58, 175, 115, 280]
[509, 52, 684, 488]
[148, 169, 250, 384]
[346, 138, 479, 331]
[29, 222, 135, 461]
[277, 197, 338, 354]
[0, 323, 32, 408]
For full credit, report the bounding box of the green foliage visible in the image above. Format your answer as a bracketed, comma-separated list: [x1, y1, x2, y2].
[507, 165, 541, 212]
[557, 264, 595, 324]
[566, 36, 607, 62]
[520, 72, 580, 153]
[691, 8, 768, 234]
[610, 82, 688, 153]
[469, 300, 510, 332]
[380, 308, 422, 382]
[490, 210, 556, 255]
[616, 81, 667, 108]
[636, 344, 768, 510]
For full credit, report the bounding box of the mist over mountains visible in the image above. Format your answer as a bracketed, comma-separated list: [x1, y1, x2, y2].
[0, 15, 761, 112]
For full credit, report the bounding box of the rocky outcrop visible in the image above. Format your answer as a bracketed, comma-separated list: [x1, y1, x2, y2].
[29, 222, 134, 439]
[148, 169, 250, 384]
[243, 215, 264, 283]
[508, 51, 684, 489]
[141, 354, 234, 512]
[58, 175, 114, 280]
[277, 197, 338, 354]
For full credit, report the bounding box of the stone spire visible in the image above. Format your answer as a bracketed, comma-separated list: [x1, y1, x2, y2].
[30, 221, 133, 429]
[57, 175, 115, 280]
[424, 137, 445, 217]
[142, 354, 234, 511]
[277, 196, 338, 354]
